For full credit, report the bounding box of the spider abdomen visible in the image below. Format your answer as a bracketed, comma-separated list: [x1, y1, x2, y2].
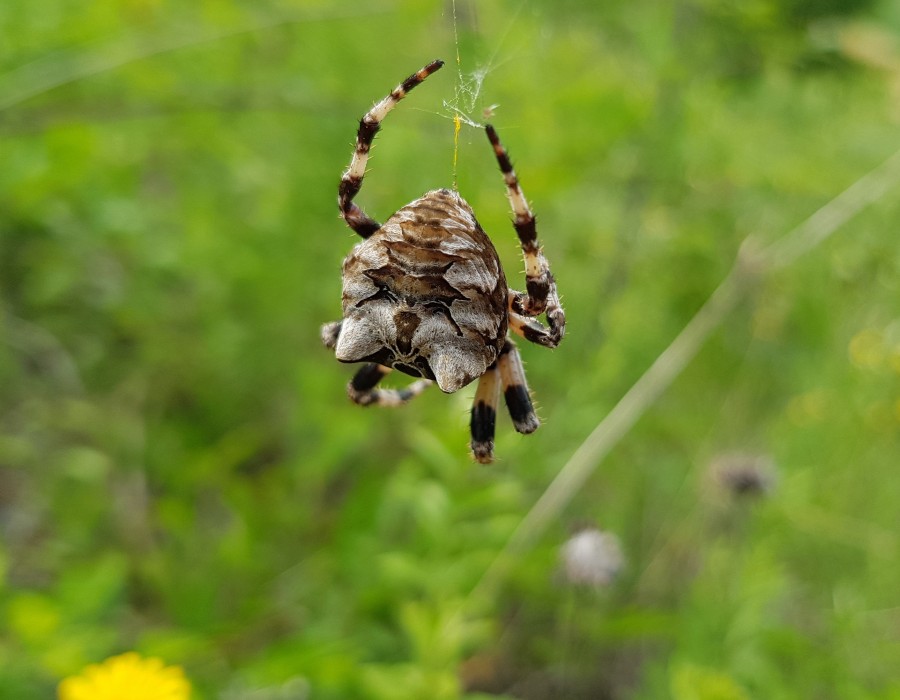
[335, 189, 508, 393]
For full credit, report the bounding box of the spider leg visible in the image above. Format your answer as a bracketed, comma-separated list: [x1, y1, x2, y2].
[470, 364, 501, 464]
[347, 363, 432, 407]
[339, 60, 445, 238]
[506, 291, 564, 349]
[485, 124, 566, 338]
[321, 320, 342, 350]
[497, 339, 540, 434]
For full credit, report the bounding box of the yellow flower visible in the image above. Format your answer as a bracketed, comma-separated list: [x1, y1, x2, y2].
[58, 652, 191, 700]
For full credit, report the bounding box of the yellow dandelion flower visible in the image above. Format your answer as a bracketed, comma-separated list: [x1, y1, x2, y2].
[58, 652, 191, 700]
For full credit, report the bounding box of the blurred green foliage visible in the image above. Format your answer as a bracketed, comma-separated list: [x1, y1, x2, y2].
[2, 0, 900, 697]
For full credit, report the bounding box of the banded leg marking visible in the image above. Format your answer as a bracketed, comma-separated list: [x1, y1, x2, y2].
[507, 291, 564, 349]
[498, 340, 540, 434]
[347, 363, 432, 407]
[470, 365, 501, 464]
[339, 60, 445, 238]
[485, 124, 557, 319]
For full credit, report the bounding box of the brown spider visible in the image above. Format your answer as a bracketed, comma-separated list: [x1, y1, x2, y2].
[321, 60, 565, 463]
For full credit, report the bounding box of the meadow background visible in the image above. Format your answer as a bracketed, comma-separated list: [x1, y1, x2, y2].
[2, 0, 900, 697]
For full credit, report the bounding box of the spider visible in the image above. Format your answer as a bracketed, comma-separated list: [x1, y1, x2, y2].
[321, 59, 565, 463]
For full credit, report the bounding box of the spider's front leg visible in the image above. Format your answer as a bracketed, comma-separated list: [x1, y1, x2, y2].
[469, 340, 539, 464]
[470, 364, 500, 464]
[497, 339, 539, 435]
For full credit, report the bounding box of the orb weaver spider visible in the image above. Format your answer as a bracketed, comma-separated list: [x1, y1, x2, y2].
[322, 60, 565, 463]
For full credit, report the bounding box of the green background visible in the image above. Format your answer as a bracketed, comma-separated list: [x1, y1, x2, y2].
[2, 0, 900, 697]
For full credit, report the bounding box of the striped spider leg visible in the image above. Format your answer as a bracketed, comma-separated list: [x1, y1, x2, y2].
[338, 59, 445, 238]
[469, 338, 542, 463]
[485, 124, 566, 349]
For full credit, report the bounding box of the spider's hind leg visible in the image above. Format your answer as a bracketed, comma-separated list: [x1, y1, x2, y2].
[348, 363, 432, 407]
[339, 60, 445, 238]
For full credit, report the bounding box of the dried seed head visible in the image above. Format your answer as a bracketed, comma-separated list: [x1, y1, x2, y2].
[560, 526, 624, 588]
[709, 452, 778, 498]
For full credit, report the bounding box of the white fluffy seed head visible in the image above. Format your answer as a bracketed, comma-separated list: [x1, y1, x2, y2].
[560, 527, 624, 588]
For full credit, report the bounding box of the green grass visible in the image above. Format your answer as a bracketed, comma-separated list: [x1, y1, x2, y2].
[2, 0, 900, 697]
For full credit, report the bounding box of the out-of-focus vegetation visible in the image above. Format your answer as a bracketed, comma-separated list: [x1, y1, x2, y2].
[2, 0, 900, 697]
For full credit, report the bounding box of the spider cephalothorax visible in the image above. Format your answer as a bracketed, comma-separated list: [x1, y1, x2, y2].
[322, 60, 565, 463]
